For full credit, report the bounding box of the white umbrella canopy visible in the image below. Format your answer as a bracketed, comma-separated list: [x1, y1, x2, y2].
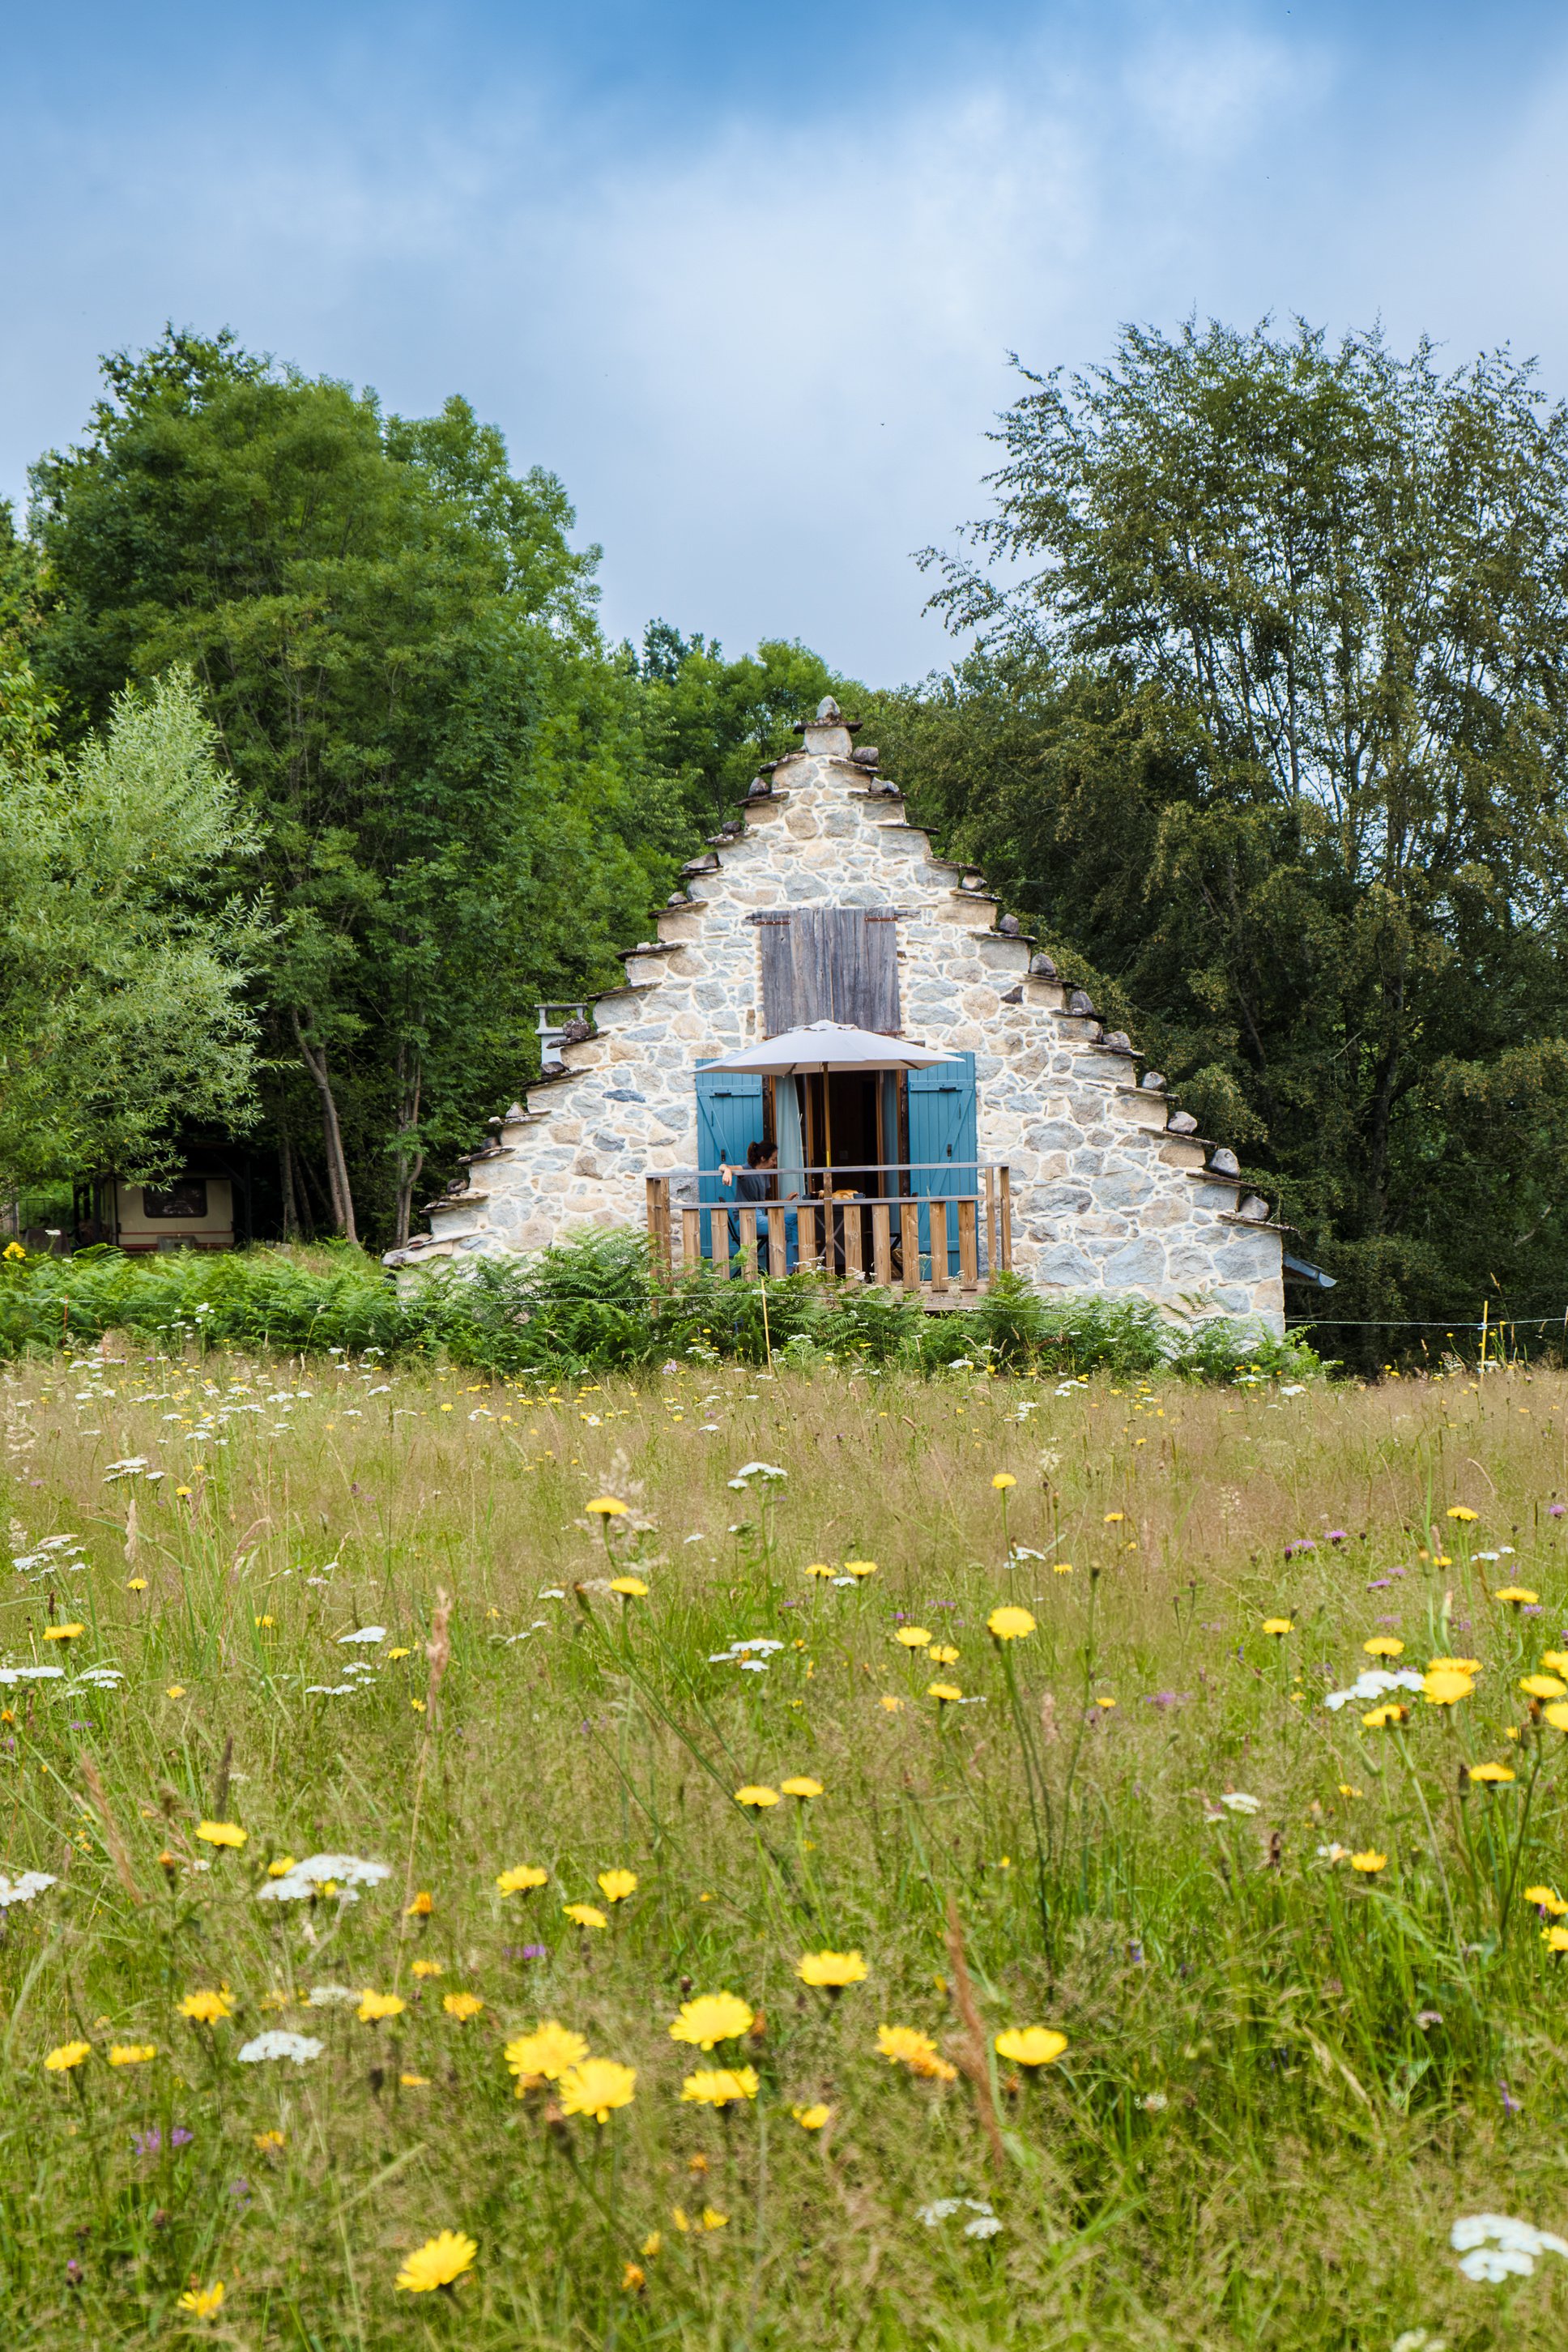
[701, 1022, 961, 1180]
[701, 1020, 960, 1076]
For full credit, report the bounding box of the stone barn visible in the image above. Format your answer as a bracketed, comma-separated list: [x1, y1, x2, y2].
[386, 700, 1285, 1331]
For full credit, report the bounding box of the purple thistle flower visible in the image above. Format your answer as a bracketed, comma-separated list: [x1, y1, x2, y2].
[132, 2128, 160, 2158]
[170, 2127, 194, 2149]
[1551, 1504, 1566, 1518]
[1500, 2081, 1523, 2116]
[1325, 1529, 1348, 1543]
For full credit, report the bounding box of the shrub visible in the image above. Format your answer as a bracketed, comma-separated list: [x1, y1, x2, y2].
[0, 1236, 1325, 1386]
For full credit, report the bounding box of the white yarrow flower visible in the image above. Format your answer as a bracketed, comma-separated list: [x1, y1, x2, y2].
[238, 2030, 323, 2065]
[0, 1870, 56, 1907]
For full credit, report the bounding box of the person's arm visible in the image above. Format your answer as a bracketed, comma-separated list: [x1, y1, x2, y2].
[718, 1161, 735, 1189]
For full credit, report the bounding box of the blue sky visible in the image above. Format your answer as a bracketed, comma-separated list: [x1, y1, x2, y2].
[3, 1, 1568, 679]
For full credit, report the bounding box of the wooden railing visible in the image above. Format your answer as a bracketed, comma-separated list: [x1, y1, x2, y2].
[645, 1164, 1012, 1300]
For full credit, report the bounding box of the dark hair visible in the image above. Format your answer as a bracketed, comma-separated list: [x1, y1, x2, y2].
[746, 1140, 769, 1168]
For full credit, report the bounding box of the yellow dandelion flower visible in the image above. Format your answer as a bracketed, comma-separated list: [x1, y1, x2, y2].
[735, 1785, 780, 1809]
[987, 1605, 1037, 1641]
[178, 1989, 233, 2025]
[194, 1821, 246, 1850]
[388, 1646, 411, 1660]
[496, 1864, 548, 1896]
[1523, 1883, 1566, 1911]
[442, 1992, 484, 2021]
[1429, 1656, 1482, 1675]
[641, 2231, 663, 2256]
[1544, 1702, 1568, 1733]
[680, 2065, 759, 2106]
[928, 1643, 960, 1664]
[357, 1991, 406, 2023]
[1521, 1674, 1567, 1700]
[165, 1685, 186, 1700]
[266, 1856, 297, 1878]
[562, 1902, 607, 1930]
[1422, 1668, 1475, 1706]
[597, 1869, 637, 1903]
[876, 2023, 952, 2078]
[780, 1776, 823, 1799]
[927, 1681, 963, 1703]
[254, 2128, 286, 2151]
[1468, 1762, 1516, 1784]
[792, 2102, 831, 2130]
[126, 1577, 147, 1591]
[622, 2262, 646, 2292]
[394, 2231, 477, 2294]
[411, 1959, 444, 1979]
[1350, 1851, 1387, 1874]
[1338, 1783, 1361, 1798]
[1362, 1637, 1404, 1658]
[43, 1624, 83, 1642]
[1361, 1703, 1408, 1728]
[880, 1693, 904, 1712]
[1541, 1650, 1568, 1675]
[843, 1560, 877, 1579]
[1052, 1561, 1074, 1574]
[895, 1626, 933, 1648]
[1446, 1505, 1479, 1522]
[701, 2207, 728, 2231]
[1262, 1617, 1293, 1637]
[796, 1949, 868, 1989]
[586, 1497, 628, 1517]
[108, 2043, 156, 2065]
[177, 2281, 225, 2318]
[505, 2021, 588, 2081]
[991, 1473, 1016, 1491]
[670, 1993, 755, 2049]
[804, 1562, 834, 1579]
[995, 2025, 1067, 2066]
[405, 1890, 434, 1917]
[609, 1576, 649, 1598]
[1544, 1924, 1568, 1955]
[1494, 1586, 1540, 1606]
[44, 2041, 92, 2072]
[557, 2057, 637, 2121]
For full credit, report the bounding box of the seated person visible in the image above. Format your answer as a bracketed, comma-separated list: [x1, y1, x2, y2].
[718, 1142, 791, 1272]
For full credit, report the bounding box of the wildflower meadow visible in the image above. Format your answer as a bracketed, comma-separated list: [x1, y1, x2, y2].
[5, 1337, 1568, 2344]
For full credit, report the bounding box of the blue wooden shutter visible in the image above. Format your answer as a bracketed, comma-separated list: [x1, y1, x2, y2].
[695, 1067, 765, 1261]
[905, 1052, 977, 1276]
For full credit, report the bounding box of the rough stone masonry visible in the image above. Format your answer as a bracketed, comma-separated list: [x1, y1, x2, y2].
[386, 700, 1285, 1332]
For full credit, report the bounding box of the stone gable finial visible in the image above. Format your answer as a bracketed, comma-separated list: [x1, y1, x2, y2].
[816, 695, 841, 721]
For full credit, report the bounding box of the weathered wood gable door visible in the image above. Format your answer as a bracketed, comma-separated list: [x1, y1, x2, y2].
[756, 910, 901, 1037]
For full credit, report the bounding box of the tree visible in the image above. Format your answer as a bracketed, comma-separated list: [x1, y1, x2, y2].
[634, 628, 865, 833]
[895, 320, 1568, 1349]
[27, 330, 688, 1245]
[0, 666, 267, 1190]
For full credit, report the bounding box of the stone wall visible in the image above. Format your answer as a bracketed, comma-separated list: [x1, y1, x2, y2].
[387, 706, 1285, 1331]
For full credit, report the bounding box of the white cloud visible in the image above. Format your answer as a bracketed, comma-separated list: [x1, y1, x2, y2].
[6, 11, 1568, 679]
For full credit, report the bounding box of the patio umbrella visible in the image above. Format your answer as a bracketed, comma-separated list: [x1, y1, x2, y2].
[701, 1021, 961, 1174]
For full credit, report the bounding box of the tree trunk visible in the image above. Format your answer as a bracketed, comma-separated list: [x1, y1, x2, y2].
[393, 1042, 424, 1248]
[289, 1012, 357, 1243]
[279, 1121, 300, 1242]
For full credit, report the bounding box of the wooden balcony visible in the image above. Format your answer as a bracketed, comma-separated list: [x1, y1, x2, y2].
[645, 1164, 1012, 1302]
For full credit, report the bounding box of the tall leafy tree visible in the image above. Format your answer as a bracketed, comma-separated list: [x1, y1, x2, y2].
[889, 321, 1568, 1349]
[0, 666, 267, 1190]
[28, 331, 690, 1243]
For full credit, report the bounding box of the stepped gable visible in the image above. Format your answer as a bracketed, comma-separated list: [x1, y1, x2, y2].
[386, 697, 1285, 1330]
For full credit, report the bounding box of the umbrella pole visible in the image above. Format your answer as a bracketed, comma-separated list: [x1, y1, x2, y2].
[821, 1067, 832, 1183]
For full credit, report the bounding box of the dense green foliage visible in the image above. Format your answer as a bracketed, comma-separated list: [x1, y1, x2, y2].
[0, 667, 267, 1188]
[876, 321, 1568, 1359]
[0, 1236, 1319, 1383]
[10, 330, 855, 1242]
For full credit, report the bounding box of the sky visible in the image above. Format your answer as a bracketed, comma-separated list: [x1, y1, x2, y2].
[3, 0, 1568, 682]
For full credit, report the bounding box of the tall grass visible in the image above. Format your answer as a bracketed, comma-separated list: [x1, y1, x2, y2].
[2, 1342, 1564, 2342]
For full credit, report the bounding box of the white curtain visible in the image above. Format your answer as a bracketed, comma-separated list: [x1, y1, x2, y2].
[775, 1076, 805, 1199]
